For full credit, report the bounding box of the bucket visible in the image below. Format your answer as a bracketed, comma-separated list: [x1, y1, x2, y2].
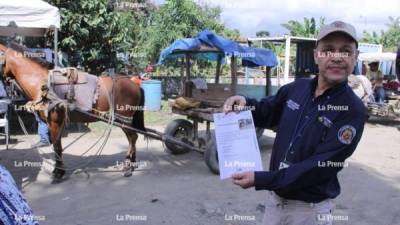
[141, 79, 162, 111]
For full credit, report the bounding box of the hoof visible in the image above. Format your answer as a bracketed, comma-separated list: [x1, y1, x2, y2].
[52, 168, 66, 183]
[123, 169, 133, 177]
[52, 173, 66, 184]
[123, 164, 135, 177]
[51, 176, 63, 184]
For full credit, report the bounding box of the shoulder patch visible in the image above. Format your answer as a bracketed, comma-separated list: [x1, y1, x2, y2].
[338, 125, 356, 145]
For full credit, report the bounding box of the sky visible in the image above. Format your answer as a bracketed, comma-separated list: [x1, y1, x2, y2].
[154, 0, 400, 38]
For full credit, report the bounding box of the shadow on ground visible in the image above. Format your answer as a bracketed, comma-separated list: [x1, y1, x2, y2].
[0, 132, 398, 225]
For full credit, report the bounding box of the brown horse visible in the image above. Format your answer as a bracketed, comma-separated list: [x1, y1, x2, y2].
[0, 42, 145, 182]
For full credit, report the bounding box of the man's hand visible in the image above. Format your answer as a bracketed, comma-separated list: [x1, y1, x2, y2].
[232, 171, 255, 189]
[223, 95, 246, 113]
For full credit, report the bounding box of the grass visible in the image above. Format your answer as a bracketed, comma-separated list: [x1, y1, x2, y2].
[144, 100, 185, 126]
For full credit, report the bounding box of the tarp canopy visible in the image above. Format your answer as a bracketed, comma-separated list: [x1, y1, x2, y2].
[158, 29, 278, 68]
[0, 0, 60, 36]
[355, 52, 397, 76]
[358, 52, 397, 62]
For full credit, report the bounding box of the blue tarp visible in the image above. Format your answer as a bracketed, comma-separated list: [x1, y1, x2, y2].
[158, 29, 278, 68]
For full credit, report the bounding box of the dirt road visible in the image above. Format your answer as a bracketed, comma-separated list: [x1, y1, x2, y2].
[0, 119, 399, 225]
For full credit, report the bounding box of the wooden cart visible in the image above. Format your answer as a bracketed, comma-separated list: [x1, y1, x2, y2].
[162, 46, 275, 174]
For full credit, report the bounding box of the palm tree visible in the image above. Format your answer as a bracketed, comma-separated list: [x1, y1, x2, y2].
[281, 17, 325, 38]
[361, 30, 384, 44]
[256, 30, 270, 37]
[362, 16, 400, 51]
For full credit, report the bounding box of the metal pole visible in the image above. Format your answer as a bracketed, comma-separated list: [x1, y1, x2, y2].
[284, 36, 291, 85]
[215, 54, 221, 84]
[53, 27, 58, 68]
[265, 67, 271, 96]
[230, 56, 237, 95]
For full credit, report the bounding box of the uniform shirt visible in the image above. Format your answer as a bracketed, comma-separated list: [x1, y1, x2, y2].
[245, 77, 368, 203]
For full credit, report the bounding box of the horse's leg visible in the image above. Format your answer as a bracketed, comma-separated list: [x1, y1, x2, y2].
[48, 110, 66, 182]
[122, 129, 138, 177]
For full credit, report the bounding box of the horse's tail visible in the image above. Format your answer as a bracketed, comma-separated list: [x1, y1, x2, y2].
[131, 87, 145, 131]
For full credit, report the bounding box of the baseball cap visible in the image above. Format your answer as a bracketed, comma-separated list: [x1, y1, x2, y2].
[317, 21, 358, 46]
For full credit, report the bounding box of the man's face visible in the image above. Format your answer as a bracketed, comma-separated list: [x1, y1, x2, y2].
[369, 63, 379, 72]
[314, 32, 359, 84]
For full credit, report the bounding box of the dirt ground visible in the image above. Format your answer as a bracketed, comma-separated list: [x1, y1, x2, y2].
[0, 118, 399, 225]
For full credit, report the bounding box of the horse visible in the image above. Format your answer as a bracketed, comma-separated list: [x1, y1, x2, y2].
[0, 42, 145, 182]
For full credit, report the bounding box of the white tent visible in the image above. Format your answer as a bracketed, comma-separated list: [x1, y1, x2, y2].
[358, 52, 397, 62]
[0, 0, 60, 64]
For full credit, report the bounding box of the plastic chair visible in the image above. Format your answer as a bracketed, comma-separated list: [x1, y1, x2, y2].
[0, 99, 10, 150]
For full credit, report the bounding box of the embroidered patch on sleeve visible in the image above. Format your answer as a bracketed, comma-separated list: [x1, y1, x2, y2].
[338, 125, 356, 145]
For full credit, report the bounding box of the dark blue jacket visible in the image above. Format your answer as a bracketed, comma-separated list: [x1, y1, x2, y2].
[246, 77, 368, 203]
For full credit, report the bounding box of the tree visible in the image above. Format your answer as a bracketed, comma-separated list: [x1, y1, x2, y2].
[361, 30, 384, 45]
[44, 0, 144, 74]
[41, 0, 241, 75]
[382, 16, 400, 51]
[256, 30, 270, 37]
[361, 16, 400, 51]
[281, 17, 325, 38]
[136, 0, 226, 64]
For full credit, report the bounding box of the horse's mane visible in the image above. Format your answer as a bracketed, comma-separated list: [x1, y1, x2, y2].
[7, 42, 54, 69]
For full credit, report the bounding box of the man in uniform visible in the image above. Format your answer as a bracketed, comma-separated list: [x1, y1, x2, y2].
[223, 21, 368, 225]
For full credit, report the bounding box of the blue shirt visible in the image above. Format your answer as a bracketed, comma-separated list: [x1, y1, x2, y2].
[0, 165, 39, 225]
[245, 77, 368, 203]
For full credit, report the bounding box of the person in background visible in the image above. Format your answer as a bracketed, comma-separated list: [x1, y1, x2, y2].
[131, 73, 149, 87]
[361, 63, 368, 75]
[0, 81, 6, 99]
[0, 165, 39, 225]
[367, 61, 385, 104]
[357, 73, 374, 103]
[31, 113, 50, 148]
[0, 81, 9, 118]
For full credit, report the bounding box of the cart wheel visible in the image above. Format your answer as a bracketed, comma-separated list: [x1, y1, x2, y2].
[164, 119, 194, 154]
[204, 134, 219, 175]
[256, 127, 264, 141]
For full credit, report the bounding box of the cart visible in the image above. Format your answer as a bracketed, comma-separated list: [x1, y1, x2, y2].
[358, 52, 400, 120]
[158, 30, 278, 174]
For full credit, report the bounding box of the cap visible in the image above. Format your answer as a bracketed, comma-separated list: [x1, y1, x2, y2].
[317, 21, 358, 45]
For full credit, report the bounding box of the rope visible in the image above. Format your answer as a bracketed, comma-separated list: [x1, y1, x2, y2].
[15, 109, 113, 173]
[13, 75, 118, 173]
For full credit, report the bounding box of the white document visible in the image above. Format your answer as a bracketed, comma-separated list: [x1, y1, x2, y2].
[213, 111, 263, 180]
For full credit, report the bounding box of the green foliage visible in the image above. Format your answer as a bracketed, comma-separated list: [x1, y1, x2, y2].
[361, 30, 384, 45]
[45, 0, 125, 74]
[361, 16, 400, 51]
[41, 0, 238, 76]
[281, 17, 325, 38]
[134, 0, 238, 76]
[136, 0, 224, 63]
[256, 30, 270, 37]
[382, 16, 400, 51]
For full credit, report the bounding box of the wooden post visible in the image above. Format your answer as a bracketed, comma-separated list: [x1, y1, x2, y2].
[266, 66, 272, 96]
[180, 57, 185, 96]
[215, 54, 222, 84]
[185, 53, 191, 97]
[230, 55, 237, 95]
